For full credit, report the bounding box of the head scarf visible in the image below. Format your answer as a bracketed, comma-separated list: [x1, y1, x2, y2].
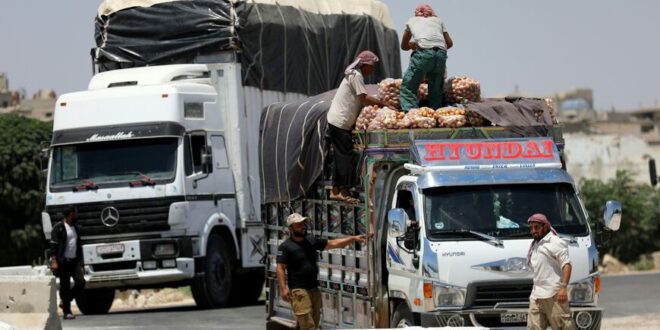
[415, 4, 436, 18]
[344, 50, 379, 77]
[527, 213, 557, 264]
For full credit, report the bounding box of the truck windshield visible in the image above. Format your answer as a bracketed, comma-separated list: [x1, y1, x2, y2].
[50, 137, 178, 190]
[424, 183, 589, 239]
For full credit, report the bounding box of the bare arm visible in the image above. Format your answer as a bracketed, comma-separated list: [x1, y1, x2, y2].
[325, 235, 367, 250]
[557, 263, 572, 303]
[443, 32, 453, 49]
[359, 94, 386, 107]
[276, 263, 290, 302]
[401, 29, 416, 51]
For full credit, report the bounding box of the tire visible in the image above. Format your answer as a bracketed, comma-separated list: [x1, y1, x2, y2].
[75, 288, 115, 315]
[230, 268, 264, 306]
[191, 235, 234, 308]
[390, 302, 415, 328]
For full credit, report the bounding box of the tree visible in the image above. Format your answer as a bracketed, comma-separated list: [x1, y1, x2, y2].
[579, 171, 660, 263]
[0, 115, 52, 266]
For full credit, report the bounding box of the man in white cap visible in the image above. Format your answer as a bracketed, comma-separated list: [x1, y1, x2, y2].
[276, 213, 367, 330]
[527, 213, 574, 330]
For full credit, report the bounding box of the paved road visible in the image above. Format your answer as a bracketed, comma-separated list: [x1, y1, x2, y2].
[599, 271, 660, 318]
[63, 302, 267, 330]
[63, 272, 660, 329]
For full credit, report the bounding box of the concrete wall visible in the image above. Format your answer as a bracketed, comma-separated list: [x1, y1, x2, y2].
[0, 266, 61, 330]
[564, 133, 659, 186]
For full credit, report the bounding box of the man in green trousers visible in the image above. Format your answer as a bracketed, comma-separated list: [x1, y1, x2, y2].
[400, 4, 454, 111]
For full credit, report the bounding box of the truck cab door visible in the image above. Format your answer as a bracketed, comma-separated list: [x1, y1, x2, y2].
[387, 183, 420, 274]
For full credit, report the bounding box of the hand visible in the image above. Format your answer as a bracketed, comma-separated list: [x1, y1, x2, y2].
[50, 258, 58, 271]
[281, 287, 291, 303]
[354, 233, 372, 244]
[557, 287, 568, 304]
[409, 42, 418, 50]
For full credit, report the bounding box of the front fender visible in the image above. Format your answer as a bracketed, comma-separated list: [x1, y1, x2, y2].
[198, 212, 239, 257]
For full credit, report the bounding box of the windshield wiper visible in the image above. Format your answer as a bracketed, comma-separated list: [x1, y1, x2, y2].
[72, 179, 99, 192]
[125, 171, 157, 187]
[430, 229, 503, 247]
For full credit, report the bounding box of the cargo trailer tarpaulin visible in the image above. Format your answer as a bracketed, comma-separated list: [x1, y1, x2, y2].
[94, 0, 401, 96]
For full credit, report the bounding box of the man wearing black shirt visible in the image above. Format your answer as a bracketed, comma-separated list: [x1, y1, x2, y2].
[49, 206, 85, 320]
[276, 213, 367, 330]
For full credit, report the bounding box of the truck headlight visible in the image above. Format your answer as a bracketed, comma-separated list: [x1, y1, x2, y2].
[568, 278, 594, 303]
[433, 284, 466, 307]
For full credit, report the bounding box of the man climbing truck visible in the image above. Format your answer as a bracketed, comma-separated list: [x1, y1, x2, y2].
[262, 94, 622, 329]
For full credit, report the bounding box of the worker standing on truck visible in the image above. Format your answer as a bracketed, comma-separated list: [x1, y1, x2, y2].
[276, 213, 367, 330]
[527, 213, 575, 330]
[399, 4, 453, 111]
[327, 50, 388, 204]
[49, 206, 86, 320]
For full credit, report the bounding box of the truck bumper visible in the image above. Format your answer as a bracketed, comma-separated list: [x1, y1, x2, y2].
[81, 238, 195, 289]
[420, 306, 602, 329]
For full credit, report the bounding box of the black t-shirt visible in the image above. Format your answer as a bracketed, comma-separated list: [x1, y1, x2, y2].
[276, 236, 328, 290]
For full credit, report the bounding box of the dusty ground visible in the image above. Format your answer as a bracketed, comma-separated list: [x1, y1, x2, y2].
[601, 313, 660, 329]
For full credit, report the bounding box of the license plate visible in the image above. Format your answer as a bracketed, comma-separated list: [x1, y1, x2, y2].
[501, 312, 527, 323]
[96, 243, 125, 255]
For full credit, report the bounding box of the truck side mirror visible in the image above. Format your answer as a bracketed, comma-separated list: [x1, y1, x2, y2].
[388, 208, 408, 237]
[650, 158, 658, 187]
[39, 147, 49, 171]
[602, 200, 622, 231]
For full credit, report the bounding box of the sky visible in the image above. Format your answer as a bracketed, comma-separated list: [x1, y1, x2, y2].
[1, 0, 659, 111]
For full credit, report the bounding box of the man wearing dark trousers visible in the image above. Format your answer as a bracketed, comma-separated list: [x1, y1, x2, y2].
[49, 206, 85, 320]
[276, 213, 367, 330]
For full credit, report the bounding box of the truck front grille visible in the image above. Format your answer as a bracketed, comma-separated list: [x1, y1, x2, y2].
[466, 280, 533, 309]
[45, 196, 185, 236]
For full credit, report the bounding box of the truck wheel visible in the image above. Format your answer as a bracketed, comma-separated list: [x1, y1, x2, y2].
[391, 302, 415, 328]
[230, 269, 264, 306]
[75, 288, 115, 315]
[192, 235, 234, 308]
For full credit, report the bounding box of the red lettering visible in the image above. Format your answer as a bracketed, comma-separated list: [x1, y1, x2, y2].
[424, 143, 445, 161]
[541, 140, 555, 158]
[482, 142, 501, 159]
[522, 140, 553, 158]
[503, 142, 523, 159]
[465, 143, 482, 160]
[447, 143, 462, 160]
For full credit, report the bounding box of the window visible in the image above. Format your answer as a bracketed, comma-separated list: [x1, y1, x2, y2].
[185, 133, 210, 175]
[424, 183, 589, 239]
[396, 190, 416, 221]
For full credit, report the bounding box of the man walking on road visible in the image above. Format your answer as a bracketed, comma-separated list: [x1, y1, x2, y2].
[527, 213, 575, 330]
[49, 206, 86, 320]
[276, 213, 367, 330]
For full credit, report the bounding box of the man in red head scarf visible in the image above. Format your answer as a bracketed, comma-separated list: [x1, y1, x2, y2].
[326, 50, 387, 203]
[400, 3, 454, 111]
[526, 213, 575, 330]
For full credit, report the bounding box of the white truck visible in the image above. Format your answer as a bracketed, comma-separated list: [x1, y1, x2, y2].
[263, 96, 622, 329]
[41, 0, 400, 314]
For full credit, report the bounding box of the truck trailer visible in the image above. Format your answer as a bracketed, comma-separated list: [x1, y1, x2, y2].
[42, 0, 400, 314]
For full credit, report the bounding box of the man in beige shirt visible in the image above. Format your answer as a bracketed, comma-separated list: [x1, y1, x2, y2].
[527, 213, 575, 330]
[326, 50, 386, 203]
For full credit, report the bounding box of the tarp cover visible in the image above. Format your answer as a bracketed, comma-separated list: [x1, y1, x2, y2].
[259, 89, 333, 203]
[94, 0, 401, 95]
[261, 93, 556, 203]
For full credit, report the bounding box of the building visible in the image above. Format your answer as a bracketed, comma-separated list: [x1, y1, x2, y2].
[0, 73, 55, 121]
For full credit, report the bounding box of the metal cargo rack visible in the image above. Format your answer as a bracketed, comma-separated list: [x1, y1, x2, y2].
[264, 199, 374, 329]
